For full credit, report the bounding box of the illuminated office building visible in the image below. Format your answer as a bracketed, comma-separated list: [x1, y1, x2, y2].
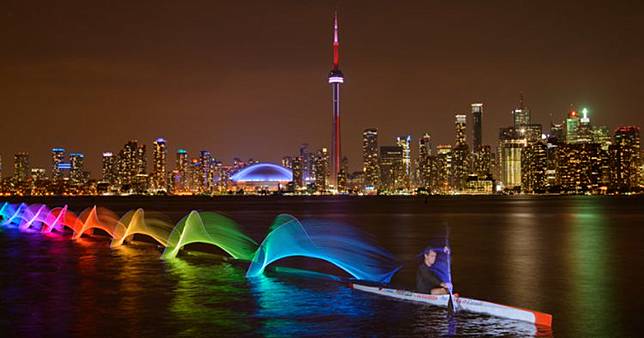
[453, 115, 470, 191]
[499, 127, 525, 189]
[417, 133, 432, 188]
[379, 146, 404, 192]
[199, 150, 213, 193]
[51, 148, 65, 181]
[362, 128, 379, 189]
[432, 145, 453, 193]
[396, 135, 412, 189]
[102, 152, 115, 184]
[610, 126, 640, 192]
[292, 156, 304, 189]
[69, 152, 85, 185]
[566, 106, 581, 144]
[152, 138, 167, 191]
[471, 103, 483, 151]
[14, 152, 30, 183]
[521, 142, 548, 193]
[314, 148, 329, 192]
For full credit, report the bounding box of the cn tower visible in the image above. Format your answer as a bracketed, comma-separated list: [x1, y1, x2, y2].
[328, 11, 344, 188]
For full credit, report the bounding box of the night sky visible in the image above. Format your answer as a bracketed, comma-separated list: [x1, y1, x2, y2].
[1, 0, 643, 175]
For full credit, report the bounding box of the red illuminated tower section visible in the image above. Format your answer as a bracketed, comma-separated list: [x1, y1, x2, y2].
[328, 11, 344, 188]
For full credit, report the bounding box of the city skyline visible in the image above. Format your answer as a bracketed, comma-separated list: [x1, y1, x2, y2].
[1, 1, 643, 174]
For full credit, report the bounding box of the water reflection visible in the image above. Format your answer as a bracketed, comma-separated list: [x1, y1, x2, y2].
[503, 208, 544, 306]
[249, 273, 375, 336]
[165, 255, 255, 336]
[567, 200, 617, 336]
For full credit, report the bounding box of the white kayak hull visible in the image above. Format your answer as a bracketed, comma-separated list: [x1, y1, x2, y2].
[350, 283, 552, 327]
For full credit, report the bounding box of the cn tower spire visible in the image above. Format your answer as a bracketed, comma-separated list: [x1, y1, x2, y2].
[328, 10, 344, 191]
[333, 11, 339, 70]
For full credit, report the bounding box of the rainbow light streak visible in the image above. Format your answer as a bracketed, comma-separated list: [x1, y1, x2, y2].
[162, 211, 258, 260]
[111, 208, 174, 248]
[246, 214, 400, 283]
[73, 206, 125, 240]
[40, 205, 68, 233]
[18, 204, 51, 231]
[1, 203, 29, 226]
[1, 201, 408, 285]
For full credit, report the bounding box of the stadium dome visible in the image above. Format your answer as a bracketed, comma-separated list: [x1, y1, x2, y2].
[230, 163, 293, 182]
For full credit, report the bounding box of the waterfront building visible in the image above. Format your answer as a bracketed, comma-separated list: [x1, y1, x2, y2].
[379, 146, 404, 192]
[292, 156, 304, 189]
[417, 133, 432, 188]
[51, 148, 65, 182]
[14, 152, 30, 183]
[101, 152, 116, 185]
[473, 145, 492, 177]
[432, 145, 453, 193]
[396, 135, 412, 190]
[69, 152, 86, 185]
[556, 143, 607, 193]
[314, 148, 329, 192]
[522, 141, 548, 193]
[566, 106, 581, 144]
[152, 138, 168, 191]
[362, 128, 379, 190]
[499, 127, 525, 189]
[453, 114, 470, 191]
[610, 126, 640, 192]
[472, 103, 483, 151]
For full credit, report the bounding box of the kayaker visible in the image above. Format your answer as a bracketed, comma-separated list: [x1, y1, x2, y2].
[416, 247, 452, 294]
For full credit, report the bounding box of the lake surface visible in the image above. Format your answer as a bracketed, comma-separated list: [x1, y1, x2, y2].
[0, 195, 642, 337]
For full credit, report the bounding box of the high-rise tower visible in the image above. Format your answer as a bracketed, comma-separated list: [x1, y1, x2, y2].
[152, 138, 167, 191]
[328, 11, 344, 188]
[471, 103, 483, 151]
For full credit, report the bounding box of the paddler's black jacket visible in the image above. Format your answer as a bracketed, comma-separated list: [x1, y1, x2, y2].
[416, 263, 444, 294]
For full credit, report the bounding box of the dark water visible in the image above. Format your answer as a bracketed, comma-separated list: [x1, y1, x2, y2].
[0, 196, 642, 337]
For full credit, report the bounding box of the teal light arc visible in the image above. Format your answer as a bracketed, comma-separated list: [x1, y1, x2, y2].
[246, 214, 400, 283]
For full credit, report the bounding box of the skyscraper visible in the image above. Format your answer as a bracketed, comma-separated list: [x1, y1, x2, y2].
[418, 133, 432, 188]
[396, 135, 412, 189]
[455, 114, 467, 146]
[453, 115, 470, 191]
[175, 149, 189, 193]
[499, 127, 525, 189]
[314, 148, 329, 192]
[152, 138, 167, 191]
[566, 105, 581, 144]
[199, 150, 213, 193]
[362, 128, 379, 189]
[433, 145, 453, 193]
[292, 156, 304, 189]
[14, 152, 30, 183]
[610, 126, 640, 191]
[522, 142, 548, 193]
[328, 12, 344, 188]
[471, 103, 483, 151]
[102, 152, 115, 184]
[69, 152, 85, 185]
[116, 140, 144, 186]
[51, 148, 65, 182]
[513, 95, 531, 128]
[379, 146, 404, 192]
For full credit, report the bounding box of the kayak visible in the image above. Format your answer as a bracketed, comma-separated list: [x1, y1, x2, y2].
[350, 283, 552, 327]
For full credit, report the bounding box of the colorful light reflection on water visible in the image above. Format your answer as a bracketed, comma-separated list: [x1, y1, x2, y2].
[1, 196, 642, 336]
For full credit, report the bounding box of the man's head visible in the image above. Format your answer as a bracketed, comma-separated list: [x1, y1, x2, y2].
[423, 248, 437, 267]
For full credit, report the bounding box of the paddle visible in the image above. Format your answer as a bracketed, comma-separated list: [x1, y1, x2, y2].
[445, 227, 458, 314]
